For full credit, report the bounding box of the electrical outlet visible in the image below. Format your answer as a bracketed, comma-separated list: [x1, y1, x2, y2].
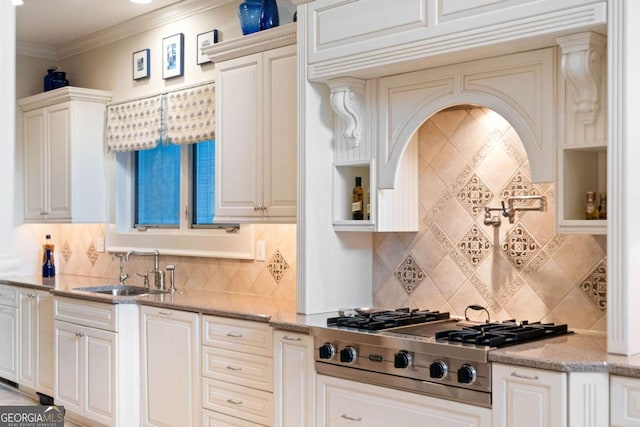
[96, 237, 105, 253]
[256, 240, 266, 261]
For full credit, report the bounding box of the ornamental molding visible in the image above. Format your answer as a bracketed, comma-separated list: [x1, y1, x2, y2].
[327, 77, 366, 148]
[17, 86, 112, 112]
[557, 31, 607, 125]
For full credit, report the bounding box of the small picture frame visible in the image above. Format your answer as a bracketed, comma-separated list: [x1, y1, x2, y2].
[162, 33, 184, 79]
[197, 29, 219, 65]
[132, 49, 150, 80]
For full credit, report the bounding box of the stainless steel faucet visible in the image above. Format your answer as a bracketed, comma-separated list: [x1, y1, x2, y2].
[125, 249, 165, 290]
[483, 195, 547, 227]
[115, 253, 129, 285]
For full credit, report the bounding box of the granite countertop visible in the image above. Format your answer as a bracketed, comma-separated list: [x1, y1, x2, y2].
[3, 274, 640, 378]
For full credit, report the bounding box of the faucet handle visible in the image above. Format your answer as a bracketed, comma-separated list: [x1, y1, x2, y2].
[136, 272, 150, 288]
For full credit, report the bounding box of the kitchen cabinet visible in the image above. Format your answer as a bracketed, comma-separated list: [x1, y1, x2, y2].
[611, 375, 640, 426]
[201, 315, 274, 426]
[141, 306, 199, 427]
[18, 86, 111, 223]
[316, 374, 491, 426]
[304, 0, 606, 82]
[214, 43, 297, 223]
[274, 330, 315, 427]
[492, 363, 609, 427]
[54, 296, 140, 426]
[18, 288, 54, 399]
[0, 285, 19, 382]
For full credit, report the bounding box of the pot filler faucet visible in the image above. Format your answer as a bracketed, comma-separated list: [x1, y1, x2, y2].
[125, 249, 165, 290]
[483, 195, 547, 227]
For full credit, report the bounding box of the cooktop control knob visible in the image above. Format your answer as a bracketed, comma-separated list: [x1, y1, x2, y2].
[457, 364, 477, 384]
[318, 343, 336, 360]
[393, 351, 412, 369]
[340, 346, 358, 364]
[429, 360, 448, 379]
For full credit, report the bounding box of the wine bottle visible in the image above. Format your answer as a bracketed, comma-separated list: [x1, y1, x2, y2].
[585, 192, 599, 220]
[42, 234, 56, 278]
[352, 177, 364, 220]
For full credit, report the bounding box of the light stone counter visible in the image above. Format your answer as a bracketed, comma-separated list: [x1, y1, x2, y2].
[4, 274, 640, 378]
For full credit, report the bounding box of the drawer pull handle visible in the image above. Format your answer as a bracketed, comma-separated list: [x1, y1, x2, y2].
[75, 332, 84, 337]
[341, 414, 362, 422]
[28, 293, 36, 298]
[283, 336, 302, 341]
[158, 311, 173, 316]
[227, 398, 243, 405]
[226, 332, 243, 338]
[511, 372, 539, 381]
[226, 366, 242, 371]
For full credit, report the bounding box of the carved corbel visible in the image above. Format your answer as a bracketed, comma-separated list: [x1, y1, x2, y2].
[327, 77, 366, 147]
[557, 32, 607, 124]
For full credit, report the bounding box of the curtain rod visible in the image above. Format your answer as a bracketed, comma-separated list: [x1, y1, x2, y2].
[107, 80, 214, 107]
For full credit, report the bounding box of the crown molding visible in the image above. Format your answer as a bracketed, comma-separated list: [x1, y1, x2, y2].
[202, 22, 297, 63]
[16, 41, 58, 60]
[54, 0, 234, 59]
[17, 86, 112, 111]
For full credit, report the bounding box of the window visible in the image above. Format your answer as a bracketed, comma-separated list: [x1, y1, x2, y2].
[106, 85, 254, 259]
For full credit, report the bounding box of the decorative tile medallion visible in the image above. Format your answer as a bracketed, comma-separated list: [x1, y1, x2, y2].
[579, 261, 607, 311]
[457, 173, 493, 217]
[86, 243, 99, 266]
[61, 241, 72, 263]
[457, 225, 492, 266]
[500, 171, 541, 202]
[394, 254, 426, 294]
[267, 250, 289, 283]
[501, 224, 540, 269]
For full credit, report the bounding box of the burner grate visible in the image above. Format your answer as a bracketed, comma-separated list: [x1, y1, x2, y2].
[435, 321, 571, 347]
[327, 308, 450, 331]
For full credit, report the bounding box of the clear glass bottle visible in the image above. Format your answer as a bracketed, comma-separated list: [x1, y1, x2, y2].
[352, 177, 364, 220]
[42, 234, 56, 278]
[585, 191, 600, 220]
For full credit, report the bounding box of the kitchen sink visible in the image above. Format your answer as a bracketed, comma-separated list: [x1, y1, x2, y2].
[75, 285, 169, 297]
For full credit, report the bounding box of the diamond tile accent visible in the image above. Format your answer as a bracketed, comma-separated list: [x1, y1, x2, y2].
[501, 224, 541, 269]
[267, 250, 290, 283]
[457, 225, 492, 266]
[457, 173, 493, 217]
[579, 261, 607, 311]
[86, 243, 99, 266]
[469, 274, 501, 314]
[61, 241, 72, 263]
[394, 254, 426, 294]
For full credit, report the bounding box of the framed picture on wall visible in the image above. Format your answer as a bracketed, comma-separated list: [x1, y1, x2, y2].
[197, 29, 219, 65]
[162, 33, 184, 79]
[132, 49, 150, 80]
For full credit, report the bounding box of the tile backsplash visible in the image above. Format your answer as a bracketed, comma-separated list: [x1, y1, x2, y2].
[373, 107, 607, 331]
[17, 223, 296, 300]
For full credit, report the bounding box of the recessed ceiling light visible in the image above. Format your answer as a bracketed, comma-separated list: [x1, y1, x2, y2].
[12, 0, 24, 5]
[130, 0, 153, 4]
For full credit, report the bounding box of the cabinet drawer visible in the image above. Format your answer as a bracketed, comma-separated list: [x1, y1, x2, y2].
[54, 296, 117, 331]
[203, 346, 273, 392]
[202, 408, 264, 427]
[202, 378, 273, 426]
[611, 375, 640, 426]
[202, 315, 272, 357]
[0, 285, 19, 307]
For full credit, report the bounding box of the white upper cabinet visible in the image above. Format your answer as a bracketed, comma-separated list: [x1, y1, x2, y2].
[211, 31, 297, 224]
[305, 0, 607, 81]
[18, 87, 111, 223]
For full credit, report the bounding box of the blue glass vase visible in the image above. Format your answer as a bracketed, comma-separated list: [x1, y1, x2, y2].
[43, 68, 56, 92]
[259, 0, 279, 31]
[238, 0, 262, 35]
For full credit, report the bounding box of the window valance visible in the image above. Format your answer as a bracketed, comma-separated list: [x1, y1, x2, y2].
[106, 82, 215, 152]
[106, 96, 162, 152]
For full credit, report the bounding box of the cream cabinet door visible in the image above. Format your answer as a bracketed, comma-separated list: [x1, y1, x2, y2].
[23, 109, 47, 220]
[274, 331, 315, 427]
[215, 44, 296, 222]
[36, 291, 54, 397]
[141, 307, 199, 427]
[492, 363, 567, 427]
[0, 304, 18, 382]
[84, 326, 117, 426]
[54, 320, 83, 415]
[18, 289, 37, 389]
